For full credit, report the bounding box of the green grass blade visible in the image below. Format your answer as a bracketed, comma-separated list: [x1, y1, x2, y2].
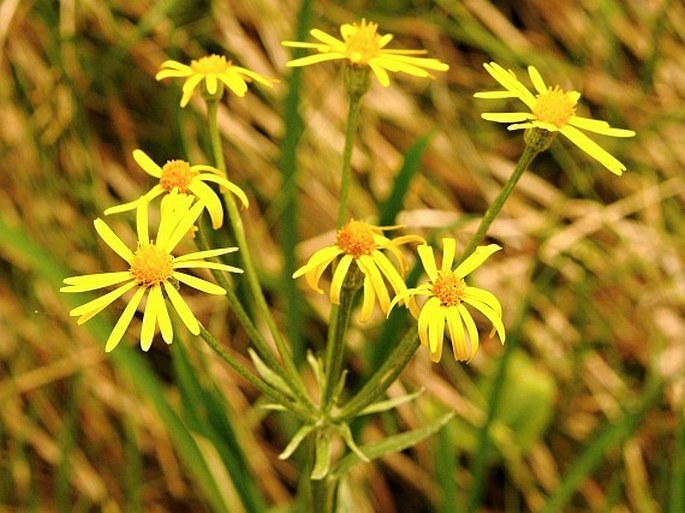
[171, 337, 266, 513]
[668, 407, 685, 513]
[278, 0, 314, 364]
[538, 376, 664, 513]
[378, 132, 434, 226]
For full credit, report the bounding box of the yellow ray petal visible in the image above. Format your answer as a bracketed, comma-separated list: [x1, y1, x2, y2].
[455, 244, 501, 279]
[69, 280, 137, 319]
[94, 219, 134, 263]
[151, 285, 173, 344]
[560, 125, 627, 175]
[164, 281, 200, 335]
[173, 272, 226, 295]
[132, 149, 163, 178]
[62, 271, 132, 292]
[417, 244, 438, 282]
[105, 287, 145, 352]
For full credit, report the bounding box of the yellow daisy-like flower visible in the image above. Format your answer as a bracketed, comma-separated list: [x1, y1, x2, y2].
[474, 61, 635, 175]
[391, 238, 505, 362]
[282, 19, 449, 87]
[105, 149, 248, 229]
[155, 54, 276, 107]
[61, 197, 242, 352]
[293, 220, 422, 322]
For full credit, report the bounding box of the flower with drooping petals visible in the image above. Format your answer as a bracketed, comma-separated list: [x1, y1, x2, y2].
[293, 220, 423, 322]
[61, 197, 242, 352]
[391, 238, 505, 362]
[156, 54, 276, 107]
[475, 61, 635, 175]
[282, 19, 449, 87]
[105, 149, 248, 229]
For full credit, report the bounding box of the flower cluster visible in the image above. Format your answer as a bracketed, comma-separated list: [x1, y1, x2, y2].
[62, 51, 272, 350]
[62, 20, 634, 366]
[294, 224, 506, 362]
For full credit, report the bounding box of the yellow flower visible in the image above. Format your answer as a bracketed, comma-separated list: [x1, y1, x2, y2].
[282, 19, 449, 87]
[474, 62, 635, 175]
[156, 54, 276, 107]
[61, 197, 242, 352]
[105, 149, 248, 229]
[391, 238, 505, 362]
[293, 220, 422, 322]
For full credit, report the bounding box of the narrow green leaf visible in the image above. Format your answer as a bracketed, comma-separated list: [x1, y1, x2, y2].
[248, 348, 294, 398]
[307, 351, 325, 388]
[378, 132, 435, 226]
[339, 424, 369, 462]
[279, 424, 316, 461]
[358, 388, 425, 416]
[172, 339, 266, 513]
[669, 410, 685, 513]
[538, 376, 664, 513]
[278, 0, 314, 364]
[311, 431, 333, 480]
[333, 412, 455, 477]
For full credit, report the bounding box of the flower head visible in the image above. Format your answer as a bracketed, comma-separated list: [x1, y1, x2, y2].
[391, 238, 505, 362]
[293, 220, 423, 322]
[61, 197, 242, 352]
[282, 19, 449, 87]
[475, 62, 635, 175]
[105, 149, 248, 229]
[156, 54, 276, 107]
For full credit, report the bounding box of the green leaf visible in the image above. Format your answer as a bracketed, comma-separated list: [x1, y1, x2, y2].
[248, 348, 294, 398]
[307, 350, 325, 389]
[279, 424, 316, 461]
[339, 424, 369, 463]
[378, 132, 435, 226]
[311, 430, 333, 480]
[332, 412, 455, 477]
[358, 388, 425, 416]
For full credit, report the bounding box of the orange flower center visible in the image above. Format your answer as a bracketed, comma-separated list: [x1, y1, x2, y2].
[336, 220, 376, 258]
[344, 19, 382, 64]
[190, 54, 231, 74]
[532, 86, 577, 128]
[160, 160, 198, 193]
[432, 272, 466, 307]
[130, 244, 174, 287]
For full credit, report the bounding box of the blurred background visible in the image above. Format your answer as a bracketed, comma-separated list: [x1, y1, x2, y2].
[1, 0, 684, 512]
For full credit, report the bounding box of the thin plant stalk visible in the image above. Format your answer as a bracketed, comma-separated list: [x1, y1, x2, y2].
[311, 475, 337, 513]
[197, 325, 315, 422]
[194, 221, 292, 383]
[336, 330, 419, 422]
[205, 99, 312, 406]
[460, 143, 540, 259]
[336, 93, 363, 228]
[321, 90, 364, 409]
[321, 288, 356, 409]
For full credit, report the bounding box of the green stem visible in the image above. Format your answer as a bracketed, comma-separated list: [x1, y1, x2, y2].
[197, 325, 315, 422]
[194, 222, 290, 382]
[460, 143, 540, 259]
[311, 475, 337, 513]
[205, 100, 312, 408]
[321, 287, 356, 409]
[336, 93, 363, 228]
[335, 329, 419, 422]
